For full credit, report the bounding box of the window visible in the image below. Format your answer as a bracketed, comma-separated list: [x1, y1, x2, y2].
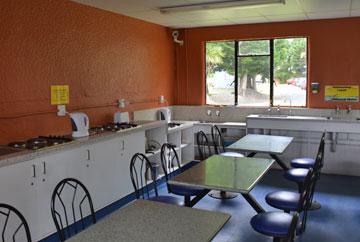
[206, 38, 307, 107]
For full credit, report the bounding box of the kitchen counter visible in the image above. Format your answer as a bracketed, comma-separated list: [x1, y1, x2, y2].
[0, 120, 166, 169]
[194, 121, 247, 128]
[247, 114, 360, 133]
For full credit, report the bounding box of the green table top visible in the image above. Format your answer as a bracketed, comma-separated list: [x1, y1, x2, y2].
[67, 200, 230, 242]
[169, 155, 274, 194]
[227, 134, 293, 155]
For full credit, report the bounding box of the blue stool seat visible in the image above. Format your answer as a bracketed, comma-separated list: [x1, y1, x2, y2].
[169, 184, 205, 196]
[220, 152, 244, 158]
[291, 158, 315, 169]
[284, 168, 308, 183]
[149, 196, 184, 206]
[266, 191, 300, 211]
[251, 212, 295, 238]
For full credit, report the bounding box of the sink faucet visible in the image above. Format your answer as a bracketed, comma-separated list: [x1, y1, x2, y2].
[347, 105, 352, 114]
[335, 105, 340, 115]
[277, 105, 281, 113]
[207, 109, 212, 116]
[215, 110, 221, 117]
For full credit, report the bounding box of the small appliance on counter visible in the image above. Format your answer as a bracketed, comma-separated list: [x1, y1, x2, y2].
[158, 108, 171, 123]
[69, 112, 90, 138]
[8, 136, 73, 150]
[114, 112, 130, 123]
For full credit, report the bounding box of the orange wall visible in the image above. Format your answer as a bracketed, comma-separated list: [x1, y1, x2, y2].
[0, 0, 175, 144]
[175, 18, 360, 108]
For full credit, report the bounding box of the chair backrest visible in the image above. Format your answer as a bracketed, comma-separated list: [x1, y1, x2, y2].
[314, 131, 326, 173]
[51, 178, 96, 241]
[297, 168, 315, 213]
[287, 212, 299, 242]
[130, 153, 159, 199]
[160, 143, 181, 192]
[0, 204, 32, 242]
[196, 131, 212, 160]
[211, 125, 225, 154]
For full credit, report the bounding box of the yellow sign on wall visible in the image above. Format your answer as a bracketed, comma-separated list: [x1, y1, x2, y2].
[325, 85, 359, 102]
[51, 85, 69, 105]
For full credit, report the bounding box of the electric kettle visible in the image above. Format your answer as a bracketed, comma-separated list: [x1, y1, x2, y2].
[69, 112, 90, 138]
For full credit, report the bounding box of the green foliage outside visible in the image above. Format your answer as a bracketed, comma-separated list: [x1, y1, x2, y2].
[206, 38, 307, 85]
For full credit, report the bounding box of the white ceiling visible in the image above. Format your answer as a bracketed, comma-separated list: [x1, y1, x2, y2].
[71, 0, 360, 28]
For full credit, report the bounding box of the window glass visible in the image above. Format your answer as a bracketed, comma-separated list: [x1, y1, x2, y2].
[205, 38, 307, 107]
[206, 41, 235, 105]
[237, 56, 270, 106]
[273, 38, 307, 107]
[239, 40, 270, 55]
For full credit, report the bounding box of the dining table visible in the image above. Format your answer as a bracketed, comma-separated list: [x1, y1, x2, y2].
[66, 199, 231, 242]
[169, 155, 274, 213]
[227, 134, 293, 170]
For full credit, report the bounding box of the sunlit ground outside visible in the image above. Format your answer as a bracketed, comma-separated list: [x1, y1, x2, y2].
[207, 80, 306, 107]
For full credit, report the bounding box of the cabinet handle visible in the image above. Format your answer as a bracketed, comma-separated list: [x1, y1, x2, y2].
[42, 161, 46, 175]
[86, 149, 91, 160]
[122, 140, 125, 150]
[32, 165, 36, 178]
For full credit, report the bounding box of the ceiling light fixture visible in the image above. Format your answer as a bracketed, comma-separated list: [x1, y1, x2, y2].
[160, 0, 286, 14]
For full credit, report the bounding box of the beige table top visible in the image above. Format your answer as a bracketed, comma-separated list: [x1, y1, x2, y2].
[67, 200, 230, 242]
[227, 134, 293, 155]
[169, 155, 274, 194]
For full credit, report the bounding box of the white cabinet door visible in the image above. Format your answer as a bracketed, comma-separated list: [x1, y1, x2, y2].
[35, 147, 87, 240]
[0, 161, 39, 241]
[84, 138, 124, 210]
[119, 131, 146, 197]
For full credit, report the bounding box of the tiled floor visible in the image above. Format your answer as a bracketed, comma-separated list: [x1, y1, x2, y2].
[158, 169, 360, 242]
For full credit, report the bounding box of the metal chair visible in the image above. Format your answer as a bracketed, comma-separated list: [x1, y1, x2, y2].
[160, 143, 206, 206]
[51, 178, 96, 241]
[0, 203, 32, 242]
[266, 168, 315, 234]
[284, 132, 325, 210]
[209, 125, 244, 200]
[290, 132, 326, 169]
[251, 212, 299, 242]
[196, 131, 212, 161]
[211, 125, 244, 158]
[130, 153, 183, 206]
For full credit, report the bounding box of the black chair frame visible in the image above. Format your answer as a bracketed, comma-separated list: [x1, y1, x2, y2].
[211, 125, 226, 154]
[130, 153, 159, 199]
[0, 203, 32, 242]
[160, 143, 181, 192]
[196, 131, 212, 161]
[51, 178, 96, 242]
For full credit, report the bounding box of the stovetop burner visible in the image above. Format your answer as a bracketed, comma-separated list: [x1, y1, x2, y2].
[102, 123, 138, 132]
[8, 136, 73, 150]
[168, 122, 182, 128]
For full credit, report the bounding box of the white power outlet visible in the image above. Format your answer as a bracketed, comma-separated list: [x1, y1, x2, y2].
[57, 105, 67, 116]
[118, 99, 126, 108]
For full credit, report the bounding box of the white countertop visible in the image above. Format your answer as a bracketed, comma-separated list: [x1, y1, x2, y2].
[0, 120, 166, 169]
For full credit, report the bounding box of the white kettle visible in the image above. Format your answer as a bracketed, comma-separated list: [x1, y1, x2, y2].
[69, 112, 90, 138]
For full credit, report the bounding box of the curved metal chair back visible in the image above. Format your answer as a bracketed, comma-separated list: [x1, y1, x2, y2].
[160, 143, 181, 191]
[196, 131, 212, 160]
[0, 204, 32, 242]
[287, 212, 299, 242]
[297, 168, 316, 233]
[130, 153, 159, 199]
[51, 178, 96, 241]
[211, 125, 225, 154]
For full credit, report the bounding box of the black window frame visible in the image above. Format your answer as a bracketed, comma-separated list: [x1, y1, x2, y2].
[205, 37, 308, 107]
